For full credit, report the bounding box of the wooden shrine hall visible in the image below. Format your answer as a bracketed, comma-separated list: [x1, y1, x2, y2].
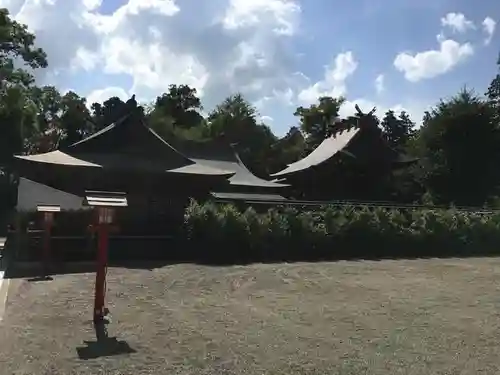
[270, 107, 418, 200]
[12, 100, 288, 238]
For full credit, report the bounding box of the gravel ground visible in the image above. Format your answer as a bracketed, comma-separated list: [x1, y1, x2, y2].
[1, 258, 500, 374]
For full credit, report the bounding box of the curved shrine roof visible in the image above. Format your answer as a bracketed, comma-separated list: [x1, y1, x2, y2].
[14, 111, 234, 177]
[14, 150, 234, 176]
[271, 124, 418, 178]
[271, 128, 360, 178]
[171, 138, 288, 188]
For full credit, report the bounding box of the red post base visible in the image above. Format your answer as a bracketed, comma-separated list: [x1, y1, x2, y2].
[94, 224, 109, 323]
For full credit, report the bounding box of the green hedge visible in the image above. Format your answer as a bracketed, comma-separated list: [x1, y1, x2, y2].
[183, 200, 500, 262]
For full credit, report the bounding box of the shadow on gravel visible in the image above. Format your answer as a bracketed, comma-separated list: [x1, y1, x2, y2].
[6, 252, 500, 279]
[76, 321, 136, 360]
[26, 275, 54, 282]
[5, 237, 500, 279]
[5, 263, 97, 279]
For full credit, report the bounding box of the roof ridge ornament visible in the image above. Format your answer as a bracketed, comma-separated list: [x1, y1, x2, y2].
[124, 95, 146, 123]
[354, 104, 379, 132]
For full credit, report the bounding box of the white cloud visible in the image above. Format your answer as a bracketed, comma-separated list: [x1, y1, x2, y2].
[5, 0, 303, 114]
[82, 0, 101, 11]
[259, 115, 274, 123]
[7, 0, 102, 83]
[70, 46, 100, 71]
[253, 53, 427, 133]
[82, 0, 180, 34]
[393, 35, 473, 82]
[374, 74, 384, 94]
[297, 51, 358, 104]
[221, 0, 300, 35]
[100, 36, 210, 97]
[482, 17, 496, 45]
[440, 12, 475, 33]
[86, 86, 130, 107]
[4, 0, 432, 134]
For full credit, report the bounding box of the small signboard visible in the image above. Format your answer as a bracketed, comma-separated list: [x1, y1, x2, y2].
[83, 191, 128, 224]
[36, 205, 61, 213]
[83, 191, 128, 207]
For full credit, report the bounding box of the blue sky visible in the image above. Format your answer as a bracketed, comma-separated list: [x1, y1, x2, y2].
[3, 0, 499, 135]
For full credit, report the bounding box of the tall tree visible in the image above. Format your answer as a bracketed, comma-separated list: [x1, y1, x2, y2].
[380, 110, 416, 151]
[25, 88, 94, 151]
[59, 91, 93, 147]
[30, 86, 61, 131]
[208, 93, 277, 176]
[0, 8, 48, 208]
[268, 126, 305, 173]
[154, 84, 204, 128]
[294, 96, 345, 152]
[0, 8, 47, 86]
[90, 96, 127, 129]
[486, 53, 500, 125]
[207, 93, 257, 140]
[26, 85, 62, 153]
[147, 84, 206, 141]
[418, 89, 498, 206]
[0, 8, 48, 163]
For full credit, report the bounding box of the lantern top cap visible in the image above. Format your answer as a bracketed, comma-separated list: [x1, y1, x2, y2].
[83, 190, 128, 207]
[37, 205, 61, 212]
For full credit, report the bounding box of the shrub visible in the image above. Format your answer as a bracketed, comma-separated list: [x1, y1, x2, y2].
[183, 199, 500, 262]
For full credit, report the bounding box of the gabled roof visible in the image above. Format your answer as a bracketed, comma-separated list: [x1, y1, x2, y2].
[14, 151, 234, 175]
[172, 138, 288, 188]
[271, 123, 418, 178]
[66, 111, 194, 169]
[14, 109, 235, 177]
[271, 128, 360, 178]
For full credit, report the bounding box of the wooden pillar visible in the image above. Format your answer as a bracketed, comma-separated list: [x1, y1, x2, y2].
[42, 220, 52, 275]
[93, 223, 109, 323]
[83, 191, 127, 324]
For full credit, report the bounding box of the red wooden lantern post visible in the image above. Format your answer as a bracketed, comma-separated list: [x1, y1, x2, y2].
[36, 205, 61, 275]
[84, 191, 127, 324]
